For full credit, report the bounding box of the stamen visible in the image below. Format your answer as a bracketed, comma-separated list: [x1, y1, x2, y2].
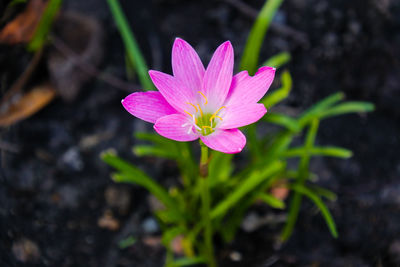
[202, 126, 214, 132]
[212, 106, 226, 116]
[197, 104, 204, 116]
[181, 123, 190, 127]
[210, 115, 223, 122]
[198, 91, 208, 105]
[186, 102, 198, 112]
[184, 110, 193, 117]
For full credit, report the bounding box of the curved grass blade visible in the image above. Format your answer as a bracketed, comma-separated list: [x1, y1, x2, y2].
[211, 161, 284, 219]
[263, 112, 300, 132]
[290, 184, 338, 238]
[262, 51, 291, 69]
[107, 0, 154, 90]
[240, 0, 284, 74]
[319, 102, 375, 119]
[28, 0, 62, 51]
[258, 193, 285, 209]
[101, 150, 183, 219]
[262, 70, 292, 109]
[284, 146, 353, 158]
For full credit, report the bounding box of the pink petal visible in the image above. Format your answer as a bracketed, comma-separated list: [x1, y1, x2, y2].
[122, 91, 177, 123]
[149, 70, 197, 114]
[154, 114, 199, 142]
[200, 129, 246, 154]
[218, 103, 267, 129]
[202, 41, 234, 109]
[224, 66, 275, 107]
[172, 38, 205, 92]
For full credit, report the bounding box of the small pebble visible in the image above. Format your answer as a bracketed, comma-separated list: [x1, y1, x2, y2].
[142, 217, 159, 234]
[229, 251, 242, 262]
[12, 238, 40, 263]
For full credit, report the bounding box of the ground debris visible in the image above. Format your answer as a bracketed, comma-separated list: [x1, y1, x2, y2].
[12, 238, 40, 263]
[0, 83, 56, 127]
[0, 0, 47, 44]
[98, 209, 120, 231]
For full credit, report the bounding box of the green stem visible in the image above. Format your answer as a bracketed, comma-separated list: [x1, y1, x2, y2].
[199, 142, 217, 267]
[281, 119, 319, 241]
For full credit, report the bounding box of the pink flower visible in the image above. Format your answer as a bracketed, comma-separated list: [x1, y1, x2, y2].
[122, 38, 275, 154]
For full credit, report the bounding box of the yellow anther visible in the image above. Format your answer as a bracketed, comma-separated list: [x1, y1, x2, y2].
[198, 91, 208, 105]
[197, 104, 204, 117]
[210, 106, 226, 118]
[210, 115, 223, 122]
[184, 110, 193, 117]
[202, 126, 214, 132]
[186, 102, 198, 112]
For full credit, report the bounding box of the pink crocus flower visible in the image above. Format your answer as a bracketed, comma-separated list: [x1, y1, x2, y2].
[122, 38, 275, 154]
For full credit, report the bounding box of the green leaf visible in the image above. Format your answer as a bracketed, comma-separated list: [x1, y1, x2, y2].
[284, 146, 353, 158]
[125, 52, 137, 80]
[298, 92, 345, 126]
[309, 185, 337, 201]
[262, 70, 292, 108]
[263, 130, 294, 160]
[258, 193, 285, 209]
[319, 101, 375, 119]
[263, 112, 300, 132]
[208, 151, 233, 187]
[161, 226, 185, 246]
[107, 0, 154, 90]
[281, 119, 319, 241]
[28, 0, 62, 51]
[290, 184, 338, 238]
[133, 145, 177, 159]
[101, 150, 182, 219]
[118, 236, 136, 249]
[240, 0, 284, 74]
[211, 161, 284, 219]
[262, 52, 291, 69]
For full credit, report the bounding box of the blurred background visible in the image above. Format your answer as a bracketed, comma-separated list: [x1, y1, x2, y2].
[0, 0, 399, 266]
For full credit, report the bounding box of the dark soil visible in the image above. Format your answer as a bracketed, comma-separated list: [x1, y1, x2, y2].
[1, 0, 400, 266]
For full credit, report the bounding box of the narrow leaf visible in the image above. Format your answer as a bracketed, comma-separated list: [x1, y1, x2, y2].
[298, 92, 345, 126]
[211, 161, 284, 219]
[263, 112, 300, 132]
[258, 193, 285, 209]
[284, 146, 353, 158]
[290, 184, 338, 238]
[28, 0, 62, 51]
[101, 151, 182, 218]
[107, 0, 154, 90]
[262, 51, 291, 69]
[240, 0, 284, 74]
[262, 70, 292, 108]
[319, 102, 375, 119]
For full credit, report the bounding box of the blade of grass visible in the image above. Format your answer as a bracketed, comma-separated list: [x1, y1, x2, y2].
[211, 161, 284, 219]
[262, 70, 292, 109]
[240, 0, 284, 74]
[258, 193, 285, 209]
[298, 92, 344, 126]
[319, 101, 375, 119]
[263, 112, 300, 132]
[281, 119, 319, 241]
[101, 150, 183, 219]
[290, 184, 338, 238]
[284, 146, 353, 158]
[107, 0, 154, 90]
[262, 51, 291, 69]
[28, 0, 62, 51]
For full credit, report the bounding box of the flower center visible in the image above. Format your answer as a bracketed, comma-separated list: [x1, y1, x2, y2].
[182, 91, 225, 136]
